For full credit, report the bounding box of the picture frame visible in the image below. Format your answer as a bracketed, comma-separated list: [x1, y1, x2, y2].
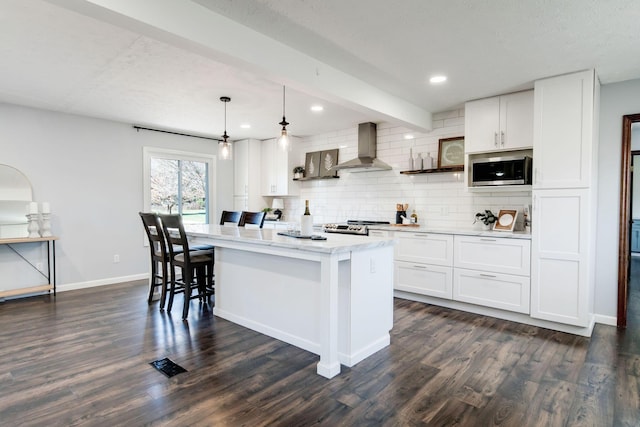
[319, 149, 339, 177]
[305, 152, 321, 178]
[437, 136, 465, 168]
[494, 209, 518, 232]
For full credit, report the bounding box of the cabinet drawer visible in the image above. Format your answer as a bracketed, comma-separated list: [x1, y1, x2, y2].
[395, 233, 453, 266]
[394, 261, 452, 299]
[454, 235, 530, 276]
[453, 268, 530, 314]
[368, 230, 390, 238]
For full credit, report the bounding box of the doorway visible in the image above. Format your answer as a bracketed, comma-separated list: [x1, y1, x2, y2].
[618, 114, 640, 328]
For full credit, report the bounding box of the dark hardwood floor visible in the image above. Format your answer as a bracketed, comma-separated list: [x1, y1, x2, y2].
[1, 273, 639, 426]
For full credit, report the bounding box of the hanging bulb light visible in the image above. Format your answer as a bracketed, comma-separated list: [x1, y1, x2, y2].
[278, 85, 291, 151]
[218, 96, 232, 160]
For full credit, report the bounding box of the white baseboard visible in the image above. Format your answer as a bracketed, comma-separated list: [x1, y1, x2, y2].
[57, 273, 148, 293]
[594, 314, 617, 327]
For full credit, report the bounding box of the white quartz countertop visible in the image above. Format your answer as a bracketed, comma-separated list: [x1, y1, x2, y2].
[369, 224, 532, 240]
[185, 224, 396, 254]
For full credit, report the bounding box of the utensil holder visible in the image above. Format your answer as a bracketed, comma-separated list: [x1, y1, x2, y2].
[396, 211, 406, 224]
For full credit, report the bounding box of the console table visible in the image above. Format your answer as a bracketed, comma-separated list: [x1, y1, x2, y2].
[0, 236, 58, 299]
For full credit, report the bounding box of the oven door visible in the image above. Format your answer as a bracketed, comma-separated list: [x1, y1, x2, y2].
[471, 156, 531, 186]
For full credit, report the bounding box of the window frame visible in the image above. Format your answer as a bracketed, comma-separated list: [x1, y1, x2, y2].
[143, 147, 216, 224]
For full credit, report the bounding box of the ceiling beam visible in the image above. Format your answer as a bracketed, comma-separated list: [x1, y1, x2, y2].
[48, 0, 432, 131]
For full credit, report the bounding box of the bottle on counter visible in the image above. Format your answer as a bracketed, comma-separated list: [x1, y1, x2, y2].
[410, 209, 418, 224]
[301, 199, 314, 236]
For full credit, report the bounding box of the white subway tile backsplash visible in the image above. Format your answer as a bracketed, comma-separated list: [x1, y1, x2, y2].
[284, 111, 530, 227]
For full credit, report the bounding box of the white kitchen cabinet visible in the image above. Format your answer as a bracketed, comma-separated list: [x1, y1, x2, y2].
[464, 90, 533, 154]
[394, 232, 453, 299]
[453, 235, 531, 314]
[394, 233, 454, 267]
[395, 260, 453, 300]
[233, 139, 263, 211]
[533, 70, 597, 189]
[530, 189, 592, 326]
[453, 269, 530, 314]
[261, 138, 299, 196]
[530, 69, 599, 328]
[453, 235, 531, 276]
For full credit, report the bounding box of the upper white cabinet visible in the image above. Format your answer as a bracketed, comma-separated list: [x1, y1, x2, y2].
[233, 139, 263, 211]
[533, 70, 597, 189]
[464, 90, 533, 154]
[261, 138, 299, 197]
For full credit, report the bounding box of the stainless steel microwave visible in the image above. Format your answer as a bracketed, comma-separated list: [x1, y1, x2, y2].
[470, 155, 532, 187]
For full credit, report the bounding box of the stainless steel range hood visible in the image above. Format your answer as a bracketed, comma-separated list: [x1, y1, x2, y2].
[330, 122, 392, 172]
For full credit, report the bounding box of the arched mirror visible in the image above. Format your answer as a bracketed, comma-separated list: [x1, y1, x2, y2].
[0, 164, 33, 238]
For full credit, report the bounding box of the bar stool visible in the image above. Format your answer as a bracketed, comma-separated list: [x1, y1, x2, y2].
[238, 211, 266, 228]
[159, 214, 215, 319]
[139, 212, 170, 308]
[220, 210, 241, 225]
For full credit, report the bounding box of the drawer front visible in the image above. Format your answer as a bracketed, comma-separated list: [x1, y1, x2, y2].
[368, 230, 390, 238]
[395, 233, 453, 266]
[454, 235, 530, 276]
[453, 268, 530, 314]
[394, 260, 453, 299]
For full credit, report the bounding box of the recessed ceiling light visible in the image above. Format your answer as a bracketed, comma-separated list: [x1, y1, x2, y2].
[310, 105, 324, 112]
[240, 123, 251, 129]
[404, 134, 415, 140]
[430, 75, 447, 84]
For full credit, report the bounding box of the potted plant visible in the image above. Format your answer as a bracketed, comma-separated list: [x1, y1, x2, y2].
[293, 166, 305, 180]
[474, 210, 497, 230]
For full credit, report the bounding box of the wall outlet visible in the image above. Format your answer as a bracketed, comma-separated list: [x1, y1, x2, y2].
[370, 258, 376, 273]
[113, 254, 120, 263]
[36, 262, 43, 271]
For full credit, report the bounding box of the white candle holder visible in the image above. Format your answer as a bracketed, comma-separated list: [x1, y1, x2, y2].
[40, 213, 52, 237]
[26, 213, 40, 238]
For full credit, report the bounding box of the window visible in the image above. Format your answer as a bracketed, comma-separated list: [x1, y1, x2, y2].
[143, 147, 216, 224]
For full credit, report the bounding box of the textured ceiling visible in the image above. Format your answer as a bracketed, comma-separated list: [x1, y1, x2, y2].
[1, 0, 639, 140]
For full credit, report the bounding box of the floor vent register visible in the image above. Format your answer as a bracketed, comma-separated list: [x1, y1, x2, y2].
[150, 358, 187, 378]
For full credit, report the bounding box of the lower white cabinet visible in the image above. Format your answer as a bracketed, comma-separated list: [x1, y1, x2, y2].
[395, 260, 453, 299]
[453, 235, 531, 314]
[453, 269, 530, 314]
[393, 232, 453, 299]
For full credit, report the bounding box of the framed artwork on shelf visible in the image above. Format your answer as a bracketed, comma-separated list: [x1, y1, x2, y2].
[305, 152, 321, 178]
[494, 209, 518, 232]
[437, 136, 465, 168]
[319, 149, 339, 177]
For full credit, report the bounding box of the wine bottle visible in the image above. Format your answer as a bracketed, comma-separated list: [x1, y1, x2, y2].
[301, 199, 313, 236]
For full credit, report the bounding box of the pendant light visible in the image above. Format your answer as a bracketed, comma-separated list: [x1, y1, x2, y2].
[218, 96, 232, 160]
[278, 85, 291, 151]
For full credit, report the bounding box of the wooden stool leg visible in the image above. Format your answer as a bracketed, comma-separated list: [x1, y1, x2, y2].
[167, 264, 177, 313]
[159, 260, 168, 310]
[147, 257, 158, 304]
[182, 267, 192, 320]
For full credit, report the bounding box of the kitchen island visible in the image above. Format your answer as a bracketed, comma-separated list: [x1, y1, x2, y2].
[185, 224, 395, 379]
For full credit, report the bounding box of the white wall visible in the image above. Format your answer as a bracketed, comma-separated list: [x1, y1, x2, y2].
[0, 103, 232, 292]
[283, 109, 532, 228]
[596, 78, 640, 318]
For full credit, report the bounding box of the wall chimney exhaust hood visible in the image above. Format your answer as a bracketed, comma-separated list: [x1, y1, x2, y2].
[330, 122, 392, 172]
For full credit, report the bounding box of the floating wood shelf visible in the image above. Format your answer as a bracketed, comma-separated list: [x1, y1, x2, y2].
[293, 176, 340, 181]
[400, 166, 464, 175]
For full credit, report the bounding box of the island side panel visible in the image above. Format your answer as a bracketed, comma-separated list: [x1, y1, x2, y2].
[213, 247, 323, 355]
[339, 245, 394, 366]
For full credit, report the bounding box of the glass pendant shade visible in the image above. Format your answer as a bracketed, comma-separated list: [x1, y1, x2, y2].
[277, 86, 291, 151]
[219, 96, 232, 160]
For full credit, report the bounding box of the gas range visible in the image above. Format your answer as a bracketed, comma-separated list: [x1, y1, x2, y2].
[322, 220, 390, 236]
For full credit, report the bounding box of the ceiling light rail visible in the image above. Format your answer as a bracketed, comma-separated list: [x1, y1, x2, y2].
[132, 125, 222, 142]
